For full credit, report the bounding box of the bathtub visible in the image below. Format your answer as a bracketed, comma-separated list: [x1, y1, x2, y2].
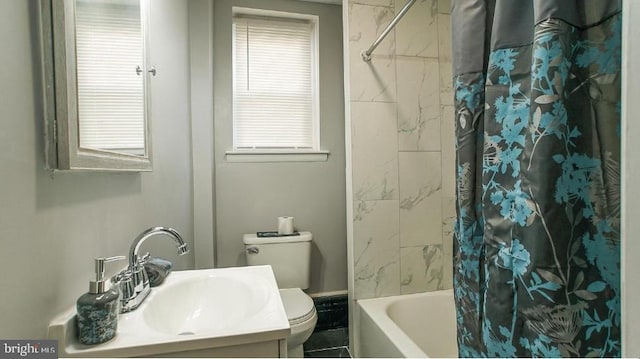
[356, 289, 458, 358]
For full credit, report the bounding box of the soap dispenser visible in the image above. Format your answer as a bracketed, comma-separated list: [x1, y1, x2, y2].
[76, 256, 125, 345]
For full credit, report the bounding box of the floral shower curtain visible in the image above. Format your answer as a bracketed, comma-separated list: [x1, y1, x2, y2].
[451, 1, 622, 357]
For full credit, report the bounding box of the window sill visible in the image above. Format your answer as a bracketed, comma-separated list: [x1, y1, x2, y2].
[225, 150, 330, 163]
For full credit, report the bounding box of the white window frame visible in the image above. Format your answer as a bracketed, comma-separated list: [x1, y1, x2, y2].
[227, 7, 328, 163]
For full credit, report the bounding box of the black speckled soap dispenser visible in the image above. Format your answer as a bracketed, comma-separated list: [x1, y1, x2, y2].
[76, 256, 125, 345]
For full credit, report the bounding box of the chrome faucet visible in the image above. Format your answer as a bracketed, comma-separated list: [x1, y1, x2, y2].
[116, 227, 189, 313]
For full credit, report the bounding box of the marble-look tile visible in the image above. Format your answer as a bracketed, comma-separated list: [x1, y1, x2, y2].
[442, 195, 456, 241]
[400, 245, 443, 294]
[351, 102, 399, 201]
[349, 4, 397, 102]
[437, 14, 452, 62]
[441, 106, 456, 197]
[441, 196, 455, 289]
[395, 0, 439, 58]
[439, 60, 454, 106]
[441, 244, 453, 289]
[399, 152, 442, 247]
[351, 0, 394, 7]
[397, 57, 440, 151]
[438, 13, 453, 106]
[354, 200, 401, 299]
[349, 4, 395, 57]
[437, 0, 451, 14]
[349, 54, 397, 103]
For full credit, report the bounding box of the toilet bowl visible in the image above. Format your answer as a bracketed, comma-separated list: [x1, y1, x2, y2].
[280, 288, 317, 357]
[242, 232, 317, 357]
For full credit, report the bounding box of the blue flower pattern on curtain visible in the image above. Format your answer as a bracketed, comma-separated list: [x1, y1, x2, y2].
[453, 14, 621, 357]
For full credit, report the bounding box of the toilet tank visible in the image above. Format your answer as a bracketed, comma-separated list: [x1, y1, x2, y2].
[243, 232, 312, 289]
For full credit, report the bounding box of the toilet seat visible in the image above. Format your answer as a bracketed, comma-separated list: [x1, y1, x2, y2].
[279, 288, 316, 326]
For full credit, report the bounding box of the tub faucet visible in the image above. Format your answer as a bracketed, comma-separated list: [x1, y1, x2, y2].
[117, 227, 189, 313]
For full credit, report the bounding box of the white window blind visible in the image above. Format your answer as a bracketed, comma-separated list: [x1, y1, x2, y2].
[233, 14, 318, 150]
[75, 0, 145, 155]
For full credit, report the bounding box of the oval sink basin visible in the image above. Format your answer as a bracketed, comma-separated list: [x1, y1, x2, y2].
[47, 266, 290, 358]
[142, 272, 271, 335]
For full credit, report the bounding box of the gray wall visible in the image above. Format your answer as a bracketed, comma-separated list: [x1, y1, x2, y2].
[0, 0, 193, 339]
[213, 0, 347, 294]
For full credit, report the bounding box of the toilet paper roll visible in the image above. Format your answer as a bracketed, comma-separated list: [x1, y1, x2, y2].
[278, 216, 294, 235]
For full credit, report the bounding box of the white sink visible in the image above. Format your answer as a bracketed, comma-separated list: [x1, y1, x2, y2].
[48, 266, 290, 357]
[142, 274, 269, 335]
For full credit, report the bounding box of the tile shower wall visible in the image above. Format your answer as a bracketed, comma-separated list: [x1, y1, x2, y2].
[347, 0, 454, 300]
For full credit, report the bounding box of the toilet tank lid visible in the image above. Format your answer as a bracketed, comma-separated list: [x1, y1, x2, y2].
[243, 231, 312, 245]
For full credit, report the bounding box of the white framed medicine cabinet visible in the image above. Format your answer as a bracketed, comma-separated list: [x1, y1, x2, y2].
[40, 0, 153, 172]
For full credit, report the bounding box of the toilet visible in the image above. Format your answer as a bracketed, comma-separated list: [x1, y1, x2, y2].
[243, 232, 317, 358]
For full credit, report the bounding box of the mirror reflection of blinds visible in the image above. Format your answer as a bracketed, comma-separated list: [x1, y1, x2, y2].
[75, 0, 145, 155]
[233, 16, 316, 149]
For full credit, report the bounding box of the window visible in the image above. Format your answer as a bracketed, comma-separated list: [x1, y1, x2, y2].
[231, 10, 323, 160]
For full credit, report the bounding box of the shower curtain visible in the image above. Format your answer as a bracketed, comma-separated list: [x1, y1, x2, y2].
[451, 1, 621, 357]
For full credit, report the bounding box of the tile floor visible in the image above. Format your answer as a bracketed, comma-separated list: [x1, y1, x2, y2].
[304, 328, 350, 358]
[303, 294, 350, 358]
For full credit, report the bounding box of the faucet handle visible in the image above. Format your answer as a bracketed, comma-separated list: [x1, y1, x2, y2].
[138, 252, 151, 265]
[117, 271, 136, 304]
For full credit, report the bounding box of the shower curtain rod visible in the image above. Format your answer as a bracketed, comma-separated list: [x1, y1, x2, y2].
[361, 0, 417, 62]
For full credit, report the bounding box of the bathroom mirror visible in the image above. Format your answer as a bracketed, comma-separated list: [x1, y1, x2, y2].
[40, 0, 152, 171]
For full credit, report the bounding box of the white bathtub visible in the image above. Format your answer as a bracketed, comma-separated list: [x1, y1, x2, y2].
[356, 289, 458, 358]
